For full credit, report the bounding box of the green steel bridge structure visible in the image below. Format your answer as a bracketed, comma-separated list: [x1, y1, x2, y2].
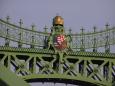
[0, 16, 115, 86]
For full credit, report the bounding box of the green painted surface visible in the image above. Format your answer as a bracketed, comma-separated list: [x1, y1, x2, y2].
[0, 18, 115, 50]
[0, 17, 115, 86]
[0, 47, 114, 86]
[0, 64, 30, 86]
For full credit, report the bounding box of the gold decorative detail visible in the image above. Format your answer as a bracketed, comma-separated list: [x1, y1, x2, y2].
[53, 16, 64, 26]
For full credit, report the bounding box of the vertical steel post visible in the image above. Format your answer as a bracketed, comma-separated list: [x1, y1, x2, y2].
[44, 26, 48, 48]
[105, 23, 110, 53]
[58, 53, 64, 74]
[31, 24, 35, 48]
[93, 26, 97, 52]
[5, 16, 10, 47]
[69, 28, 72, 49]
[80, 27, 85, 51]
[108, 61, 112, 83]
[18, 19, 23, 48]
[29, 55, 36, 74]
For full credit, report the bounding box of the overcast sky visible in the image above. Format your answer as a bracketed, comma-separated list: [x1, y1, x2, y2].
[0, 0, 115, 33]
[0, 0, 115, 86]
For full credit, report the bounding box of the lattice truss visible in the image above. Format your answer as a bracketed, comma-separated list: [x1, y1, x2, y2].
[71, 28, 115, 49]
[0, 51, 115, 85]
[0, 19, 48, 48]
[0, 19, 115, 50]
[0, 17, 115, 86]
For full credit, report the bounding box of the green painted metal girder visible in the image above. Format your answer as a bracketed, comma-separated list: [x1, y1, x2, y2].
[0, 46, 115, 58]
[0, 16, 115, 86]
[0, 18, 115, 50]
[0, 64, 30, 86]
[0, 48, 114, 86]
[21, 74, 111, 86]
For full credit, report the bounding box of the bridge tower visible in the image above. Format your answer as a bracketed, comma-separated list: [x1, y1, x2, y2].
[0, 16, 115, 86]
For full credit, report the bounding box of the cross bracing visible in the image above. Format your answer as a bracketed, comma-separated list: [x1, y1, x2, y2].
[0, 17, 115, 86]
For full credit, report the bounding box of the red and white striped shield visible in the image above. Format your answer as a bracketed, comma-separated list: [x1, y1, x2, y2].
[54, 34, 67, 50]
